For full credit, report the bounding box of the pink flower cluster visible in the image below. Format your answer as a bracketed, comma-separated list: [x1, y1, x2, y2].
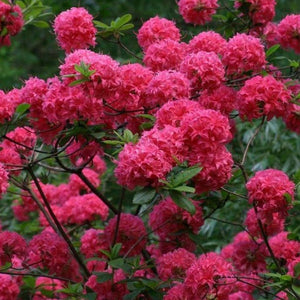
[278, 14, 300, 54]
[178, 0, 219, 25]
[149, 197, 204, 253]
[235, 0, 276, 25]
[237, 75, 291, 121]
[0, 2, 23, 46]
[246, 169, 295, 221]
[53, 7, 97, 53]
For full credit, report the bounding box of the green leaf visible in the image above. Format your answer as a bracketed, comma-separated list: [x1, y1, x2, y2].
[265, 44, 280, 57]
[109, 258, 125, 269]
[93, 20, 109, 28]
[15, 103, 30, 115]
[22, 276, 36, 289]
[136, 114, 156, 122]
[120, 23, 134, 31]
[95, 272, 113, 283]
[294, 262, 300, 278]
[284, 193, 293, 205]
[133, 188, 156, 205]
[83, 293, 98, 300]
[169, 190, 196, 215]
[123, 290, 142, 300]
[31, 20, 49, 28]
[114, 14, 132, 28]
[171, 165, 202, 187]
[111, 243, 122, 258]
[172, 185, 195, 193]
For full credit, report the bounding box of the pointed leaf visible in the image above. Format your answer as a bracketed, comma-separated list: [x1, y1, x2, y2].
[171, 165, 202, 187]
[266, 44, 280, 57]
[169, 190, 196, 215]
[133, 188, 156, 205]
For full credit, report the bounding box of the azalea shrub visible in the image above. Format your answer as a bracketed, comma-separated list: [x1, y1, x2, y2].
[0, 0, 299, 299]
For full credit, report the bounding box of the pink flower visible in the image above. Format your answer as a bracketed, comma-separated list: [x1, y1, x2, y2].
[157, 248, 196, 280]
[143, 39, 187, 72]
[53, 7, 97, 53]
[223, 232, 267, 274]
[180, 51, 224, 94]
[164, 283, 189, 300]
[189, 144, 233, 193]
[246, 169, 295, 220]
[33, 277, 66, 300]
[137, 16, 181, 51]
[269, 232, 300, 264]
[0, 2, 23, 46]
[0, 274, 20, 300]
[263, 22, 280, 47]
[222, 33, 266, 76]
[178, 0, 219, 25]
[278, 14, 300, 54]
[235, 0, 276, 25]
[86, 269, 128, 300]
[284, 103, 300, 134]
[104, 213, 147, 256]
[80, 229, 108, 258]
[115, 141, 173, 190]
[0, 164, 8, 197]
[27, 230, 81, 281]
[60, 49, 120, 99]
[187, 31, 227, 55]
[181, 109, 232, 145]
[155, 99, 203, 129]
[0, 231, 27, 266]
[197, 85, 237, 115]
[237, 75, 291, 121]
[62, 193, 108, 225]
[149, 197, 203, 251]
[245, 208, 284, 238]
[0, 90, 14, 123]
[184, 252, 234, 299]
[144, 71, 190, 107]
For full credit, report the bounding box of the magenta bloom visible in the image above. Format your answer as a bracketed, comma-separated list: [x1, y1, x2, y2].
[53, 7, 97, 53]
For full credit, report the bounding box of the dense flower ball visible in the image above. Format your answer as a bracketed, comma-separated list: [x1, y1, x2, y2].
[53, 7, 97, 53]
[284, 103, 300, 134]
[155, 99, 203, 129]
[80, 229, 108, 258]
[263, 22, 280, 47]
[137, 16, 181, 51]
[187, 31, 227, 55]
[0, 274, 20, 300]
[59, 49, 120, 98]
[0, 90, 14, 123]
[149, 198, 203, 253]
[0, 2, 24, 46]
[222, 33, 266, 76]
[197, 85, 237, 115]
[143, 39, 187, 72]
[144, 71, 190, 107]
[0, 164, 9, 197]
[245, 208, 284, 238]
[189, 144, 233, 193]
[237, 75, 291, 121]
[222, 231, 267, 274]
[157, 248, 196, 280]
[178, 0, 219, 25]
[0, 231, 27, 266]
[115, 141, 173, 190]
[180, 51, 225, 94]
[184, 252, 234, 299]
[234, 0, 276, 25]
[269, 231, 300, 264]
[33, 277, 66, 300]
[27, 230, 81, 281]
[104, 213, 147, 256]
[181, 109, 232, 145]
[246, 169, 295, 220]
[278, 14, 300, 54]
[62, 193, 109, 225]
